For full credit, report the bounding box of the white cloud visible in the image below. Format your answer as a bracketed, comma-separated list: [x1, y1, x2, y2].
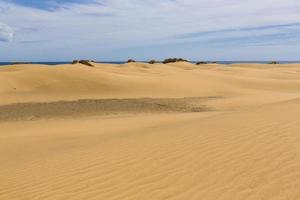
[0, 21, 13, 42]
[0, 0, 300, 60]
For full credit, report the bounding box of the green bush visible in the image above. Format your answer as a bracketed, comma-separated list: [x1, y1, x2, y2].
[71, 60, 94, 67]
[196, 61, 208, 65]
[80, 60, 94, 67]
[148, 60, 158, 64]
[268, 61, 279, 64]
[162, 58, 188, 64]
[127, 59, 136, 63]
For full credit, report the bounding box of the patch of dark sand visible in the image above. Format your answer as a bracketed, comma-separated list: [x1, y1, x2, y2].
[0, 97, 220, 122]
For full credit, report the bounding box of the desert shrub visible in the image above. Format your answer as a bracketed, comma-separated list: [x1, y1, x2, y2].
[148, 60, 158, 64]
[79, 60, 94, 67]
[177, 58, 188, 62]
[72, 60, 94, 67]
[162, 58, 188, 64]
[196, 61, 208, 65]
[268, 61, 279, 64]
[127, 59, 136, 63]
[163, 58, 176, 64]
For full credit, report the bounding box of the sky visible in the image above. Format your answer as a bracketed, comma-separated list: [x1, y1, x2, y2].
[0, 0, 300, 61]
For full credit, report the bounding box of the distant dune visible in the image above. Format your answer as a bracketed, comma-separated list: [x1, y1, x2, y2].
[1, 62, 300, 199]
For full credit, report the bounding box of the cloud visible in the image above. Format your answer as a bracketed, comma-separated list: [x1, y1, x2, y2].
[0, 0, 300, 60]
[0, 21, 13, 42]
[173, 23, 300, 46]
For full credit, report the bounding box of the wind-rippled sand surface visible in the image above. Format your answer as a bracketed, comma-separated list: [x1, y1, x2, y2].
[1, 62, 300, 199]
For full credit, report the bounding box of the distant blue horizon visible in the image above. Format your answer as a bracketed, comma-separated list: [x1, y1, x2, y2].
[1, 61, 300, 66]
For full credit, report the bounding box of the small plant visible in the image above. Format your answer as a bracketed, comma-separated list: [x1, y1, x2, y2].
[162, 58, 175, 64]
[196, 61, 208, 65]
[268, 61, 279, 64]
[127, 59, 136, 63]
[71, 60, 94, 67]
[80, 60, 94, 67]
[148, 60, 158, 64]
[177, 58, 188, 62]
[162, 58, 188, 64]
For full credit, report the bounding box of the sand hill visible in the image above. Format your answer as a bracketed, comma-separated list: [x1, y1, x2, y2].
[1, 62, 300, 199]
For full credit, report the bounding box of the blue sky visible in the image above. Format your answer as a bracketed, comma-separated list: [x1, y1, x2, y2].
[5, 0, 96, 9]
[0, 0, 300, 61]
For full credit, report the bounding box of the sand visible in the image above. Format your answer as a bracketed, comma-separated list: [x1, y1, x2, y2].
[1, 62, 300, 199]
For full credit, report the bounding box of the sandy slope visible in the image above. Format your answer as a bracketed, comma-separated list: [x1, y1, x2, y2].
[1, 62, 300, 199]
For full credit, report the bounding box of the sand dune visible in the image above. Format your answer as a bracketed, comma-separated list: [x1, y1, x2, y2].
[1, 62, 300, 199]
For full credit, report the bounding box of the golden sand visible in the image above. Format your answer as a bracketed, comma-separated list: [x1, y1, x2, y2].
[1, 62, 300, 199]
